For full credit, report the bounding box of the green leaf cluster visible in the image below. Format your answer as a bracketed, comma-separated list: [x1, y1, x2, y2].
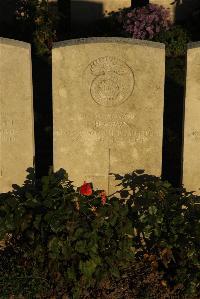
[0, 168, 200, 297]
[154, 25, 190, 57]
[114, 169, 200, 296]
[0, 169, 135, 298]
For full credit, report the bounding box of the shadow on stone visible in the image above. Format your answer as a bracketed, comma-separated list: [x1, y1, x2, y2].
[32, 56, 53, 179]
[161, 56, 186, 188]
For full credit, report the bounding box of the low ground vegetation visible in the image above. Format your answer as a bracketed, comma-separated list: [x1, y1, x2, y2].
[0, 169, 200, 298]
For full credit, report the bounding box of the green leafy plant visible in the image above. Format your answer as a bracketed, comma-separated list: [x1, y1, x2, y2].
[115, 170, 200, 297]
[0, 169, 200, 298]
[0, 169, 135, 298]
[154, 25, 190, 57]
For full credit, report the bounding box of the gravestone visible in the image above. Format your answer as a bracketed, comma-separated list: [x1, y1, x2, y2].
[183, 42, 200, 194]
[53, 37, 165, 193]
[0, 38, 34, 192]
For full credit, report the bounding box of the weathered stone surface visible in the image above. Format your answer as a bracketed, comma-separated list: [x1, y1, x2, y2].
[0, 38, 34, 192]
[53, 37, 165, 193]
[183, 42, 200, 194]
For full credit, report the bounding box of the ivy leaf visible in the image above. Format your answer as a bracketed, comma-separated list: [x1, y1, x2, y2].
[110, 266, 120, 278]
[0, 219, 7, 239]
[34, 244, 45, 263]
[48, 236, 60, 259]
[6, 196, 18, 209]
[61, 240, 72, 259]
[44, 211, 54, 224]
[50, 216, 65, 233]
[79, 258, 100, 278]
[74, 228, 85, 238]
[33, 214, 42, 230]
[148, 205, 157, 215]
[139, 214, 147, 223]
[5, 214, 15, 231]
[67, 267, 76, 281]
[20, 213, 32, 232]
[75, 240, 87, 254]
[24, 197, 39, 208]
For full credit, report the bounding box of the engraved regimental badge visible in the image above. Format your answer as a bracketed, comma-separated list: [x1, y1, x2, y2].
[84, 56, 134, 107]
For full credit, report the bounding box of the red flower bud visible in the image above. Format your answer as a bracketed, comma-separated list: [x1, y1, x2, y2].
[100, 191, 107, 205]
[80, 181, 93, 196]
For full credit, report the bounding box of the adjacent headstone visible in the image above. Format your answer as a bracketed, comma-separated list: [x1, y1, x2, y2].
[53, 37, 165, 193]
[0, 38, 34, 192]
[183, 42, 200, 194]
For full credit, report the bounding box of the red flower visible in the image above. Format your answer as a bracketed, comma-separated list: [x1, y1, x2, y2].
[80, 181, 93, 196]
[100, 191, 107, 205]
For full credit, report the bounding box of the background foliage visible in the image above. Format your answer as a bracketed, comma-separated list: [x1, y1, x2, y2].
[15, 0, 69, 57]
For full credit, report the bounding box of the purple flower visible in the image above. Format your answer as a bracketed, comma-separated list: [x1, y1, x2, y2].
[116, 3, 171, 40]
[127, 12, 133, 18]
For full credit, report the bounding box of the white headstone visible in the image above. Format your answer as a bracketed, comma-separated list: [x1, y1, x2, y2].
[0, 38, 34, 192]
[53, 37, 165, 193]
[183, 42, 200, 194]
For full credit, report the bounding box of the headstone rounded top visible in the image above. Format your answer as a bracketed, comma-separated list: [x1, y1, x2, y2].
[0, 37, 30, 49]
[53, 37, 165, 49]
[187, 42, 200, 50]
